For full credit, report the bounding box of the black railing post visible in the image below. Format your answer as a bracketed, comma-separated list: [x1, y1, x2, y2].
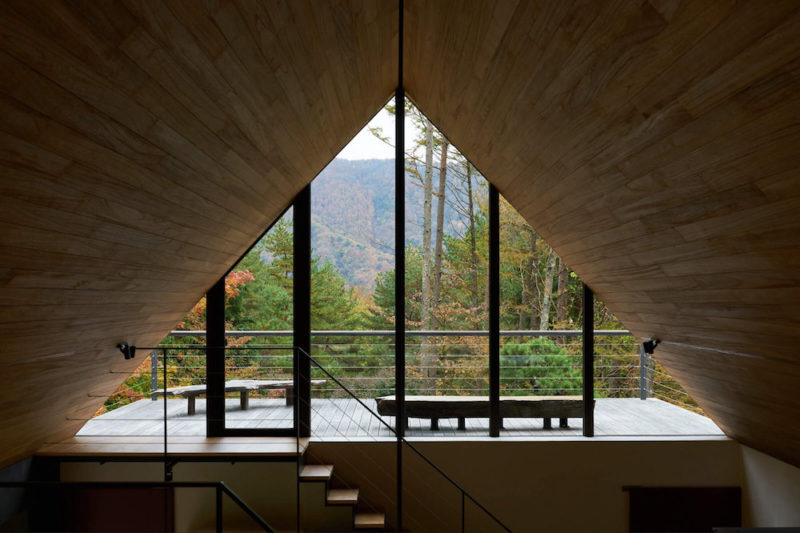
[582, 283, 594, 437]
[207, 278, 226, 436]
[151, 349, 158, 401]
[395, 1, 406, 530]
[162, 348, 169, 482]
[216, 484, 223, 533]
[295, 355, 301, 533]
[294, 186, 312, 438]
[489, 184, 500, 437]
[461, 491, 465, 533]
[639, 344, 648, 400]
[162, 347, 170, 533]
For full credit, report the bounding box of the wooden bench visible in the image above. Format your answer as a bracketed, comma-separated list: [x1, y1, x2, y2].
[152, 379, 326, 415]
[374, 395, 592, 430]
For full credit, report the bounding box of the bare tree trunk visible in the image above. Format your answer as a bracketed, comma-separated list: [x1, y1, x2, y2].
[527, 231, 539, 329]
[556, 258, 569, 325]
[539, 247, 558, 330]
[518, 268, 527, 343]
[432, 139, 448, 330]
[421, 118, 433, 329]
[467, 165, 479, 309]
[421, 118, 435, 390]
[484, 268, 490, 330]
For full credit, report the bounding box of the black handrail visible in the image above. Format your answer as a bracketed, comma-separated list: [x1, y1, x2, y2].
[218, 482, 275, 532]
[0, 480, 275, 533]
[294, 346, 512, 533]
[168, 328, 633, 337]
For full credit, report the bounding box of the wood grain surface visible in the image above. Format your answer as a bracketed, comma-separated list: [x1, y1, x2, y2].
[1, 1, 799, 469]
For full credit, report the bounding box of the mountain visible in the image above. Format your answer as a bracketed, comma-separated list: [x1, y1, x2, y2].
[310, 158, 476, 290]
[311, 159, 394, 290]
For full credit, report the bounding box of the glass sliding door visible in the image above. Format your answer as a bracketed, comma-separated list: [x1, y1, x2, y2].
[309, 155, 396, 438]
[221, 207, 295, 434]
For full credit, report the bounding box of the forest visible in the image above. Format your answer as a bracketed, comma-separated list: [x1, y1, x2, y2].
[102, 102, 698, 416]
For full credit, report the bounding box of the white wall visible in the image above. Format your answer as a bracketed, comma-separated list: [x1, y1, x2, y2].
[59, 438, 800, 532]
[309, 437, 743, 532]
[741, 444, 800, 526]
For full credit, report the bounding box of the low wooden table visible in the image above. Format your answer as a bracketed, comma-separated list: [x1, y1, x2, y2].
[375, 395, 591, 430]
[152, 379, 326, 415]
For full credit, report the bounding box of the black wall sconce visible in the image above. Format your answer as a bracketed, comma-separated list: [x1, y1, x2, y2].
[643, 339, 660, 355]
[117, 343, 136, 360]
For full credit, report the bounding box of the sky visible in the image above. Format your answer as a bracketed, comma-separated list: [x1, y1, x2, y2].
[336, 97, 422, 160]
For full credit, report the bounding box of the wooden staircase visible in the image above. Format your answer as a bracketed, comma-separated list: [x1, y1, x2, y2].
[300, 463, 385, 531]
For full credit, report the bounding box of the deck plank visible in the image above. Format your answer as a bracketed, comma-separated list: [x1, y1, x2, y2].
[77, 398, 722, 439]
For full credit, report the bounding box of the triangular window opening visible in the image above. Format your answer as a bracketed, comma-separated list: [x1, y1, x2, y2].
[82, 98, 716, 438]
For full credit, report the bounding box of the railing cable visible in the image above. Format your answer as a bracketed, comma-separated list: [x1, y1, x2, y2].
[296, 346, 512, 532]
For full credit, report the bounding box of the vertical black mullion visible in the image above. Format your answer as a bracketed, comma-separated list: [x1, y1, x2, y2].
[582, 283, 594, 437]
[206, 278, 225, 437]
[294, 186, 312, 438]
[395, 1, 405, 530]
[395, 99, 406, 434]
[488, 184, 500, 437]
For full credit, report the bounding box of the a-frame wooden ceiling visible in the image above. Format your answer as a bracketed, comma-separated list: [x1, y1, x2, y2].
[1, 1, 799, 469]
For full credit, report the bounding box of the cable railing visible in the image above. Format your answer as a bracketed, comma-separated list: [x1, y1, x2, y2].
[295, 346, 512, 532]
[90, 329, 701, 423]
[60, 334, 708, 532]
[81, 342, 511, 531]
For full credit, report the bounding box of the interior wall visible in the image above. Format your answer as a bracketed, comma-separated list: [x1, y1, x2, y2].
[309, 438, 743, 532]
[57, 439, 800, 532]
[50, 439, 750, 533]
[741, 444, 800, 526]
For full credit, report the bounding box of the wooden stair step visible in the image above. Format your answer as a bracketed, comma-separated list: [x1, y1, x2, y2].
[300, 464, 333, 481]
[327, 487, 359, 505]
[354, 512, 385, 530]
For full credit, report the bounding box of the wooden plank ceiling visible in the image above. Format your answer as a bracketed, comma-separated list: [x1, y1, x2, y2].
[405, 0, 800, 466]
[1, 0, 799, 468]
[0, 0, 396, 467]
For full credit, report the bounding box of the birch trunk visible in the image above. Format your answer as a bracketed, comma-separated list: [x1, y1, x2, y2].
[556, 258, 569, 325]
[467, 165, 479, 309]
[527, 231, 539, 329]
[539, 247, 558, 330]
[421, 118, 435, 390]
[432, 139, 448, 329]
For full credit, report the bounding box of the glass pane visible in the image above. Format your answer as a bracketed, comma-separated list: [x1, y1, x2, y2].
[224, 208, 294, 431]
[403, 101, 490, 436]
[308, 102, 396, 438]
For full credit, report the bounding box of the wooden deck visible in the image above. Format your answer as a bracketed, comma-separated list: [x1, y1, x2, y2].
[77, 397, 723, 439]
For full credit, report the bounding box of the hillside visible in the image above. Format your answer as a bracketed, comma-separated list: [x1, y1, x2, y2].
[311, 158, 472, 290]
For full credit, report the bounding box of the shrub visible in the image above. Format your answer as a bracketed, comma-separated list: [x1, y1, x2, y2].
[500, 337, 581, 396]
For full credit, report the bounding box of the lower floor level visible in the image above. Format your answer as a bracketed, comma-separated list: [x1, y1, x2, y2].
[18, 437, 799, 532]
